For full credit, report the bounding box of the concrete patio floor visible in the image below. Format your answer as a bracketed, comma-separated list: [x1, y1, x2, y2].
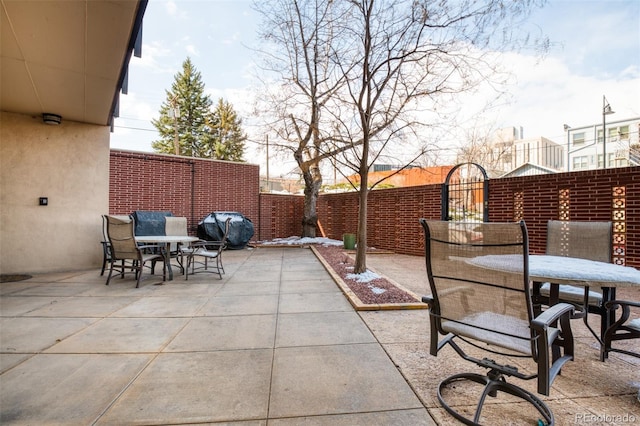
[1, 246, 638, 425]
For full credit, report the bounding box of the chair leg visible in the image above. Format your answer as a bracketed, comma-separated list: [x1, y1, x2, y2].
[100, 242, 111, 276]
[101, 254, 107, 276]
[105, 263, 115, 286]
[176, 253, 185, 274]
[185, 254, 192, 280]
[136, 262, 143, 288]
[437, 372, 554, 426]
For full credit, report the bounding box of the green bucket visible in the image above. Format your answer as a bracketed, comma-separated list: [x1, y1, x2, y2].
[343, 233, 356, 250]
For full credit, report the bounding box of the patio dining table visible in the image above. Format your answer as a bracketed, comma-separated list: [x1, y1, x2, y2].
[466, 254, 640, 356]
[135, 235, 198, 280]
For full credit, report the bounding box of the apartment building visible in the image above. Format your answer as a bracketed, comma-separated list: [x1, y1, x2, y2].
[565, 117, 640, 171]
[487, 127, 565, 176]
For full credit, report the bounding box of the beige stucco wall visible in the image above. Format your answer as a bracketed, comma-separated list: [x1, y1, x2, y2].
[0, 111, 110, 274]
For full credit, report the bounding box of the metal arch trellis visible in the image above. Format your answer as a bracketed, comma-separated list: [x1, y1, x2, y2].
[442, 162, 489, 222]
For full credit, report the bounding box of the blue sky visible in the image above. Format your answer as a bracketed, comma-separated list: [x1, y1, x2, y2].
[111, 0, 640, 174]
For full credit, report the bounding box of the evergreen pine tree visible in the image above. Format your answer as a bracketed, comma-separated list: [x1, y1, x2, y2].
[151, 57, 214, 157]
[209, 98, 246, 161]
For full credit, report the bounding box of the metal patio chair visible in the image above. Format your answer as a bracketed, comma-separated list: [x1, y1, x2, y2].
[602, 299, 640, 359]
[100, 214, 112, 276]
[537, 220, 612, 334]
[165, 216, 189, 274]
[185, 217, 231, 280]
[420, 219, 574, 426]
[104, 215, 165, 288]
[100, 214, 132, 276]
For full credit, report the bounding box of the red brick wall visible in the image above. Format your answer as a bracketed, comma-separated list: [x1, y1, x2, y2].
[257, 167, 639, 267]
[316, 185, 442, 256]
[109, 150, 260, 234]
[109, 153, 639, 267]
[489, 168, 639, 266]
[257, 193, 305, 240]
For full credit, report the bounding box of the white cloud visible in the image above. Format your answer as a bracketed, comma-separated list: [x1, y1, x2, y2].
[165, 1, 187, 19]
[112, 0, 640, 172]
[133, 41, 175, 73]
[186, 44, 199, 56]
[221, 32, 241, 46]
[448, 49, 640, 144]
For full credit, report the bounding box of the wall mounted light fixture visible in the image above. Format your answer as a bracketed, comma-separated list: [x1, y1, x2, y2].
[42, 113, 62, 125]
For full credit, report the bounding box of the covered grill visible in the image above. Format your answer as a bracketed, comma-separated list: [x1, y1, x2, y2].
[197, 212, 254, 250]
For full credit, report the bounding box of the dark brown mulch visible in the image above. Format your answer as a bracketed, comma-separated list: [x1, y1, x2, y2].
[313, 244, 419, 305]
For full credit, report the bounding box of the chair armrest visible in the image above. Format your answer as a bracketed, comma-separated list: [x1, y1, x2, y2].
[191, 239, 225, 250]
[604, 300, 640, 310]
[531, 303, 574, 329]
[138, 244, 164, 250]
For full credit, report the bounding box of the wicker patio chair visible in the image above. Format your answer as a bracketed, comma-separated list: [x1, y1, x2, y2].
[420, 219, 574, 426]
[104, 215, 165, 288]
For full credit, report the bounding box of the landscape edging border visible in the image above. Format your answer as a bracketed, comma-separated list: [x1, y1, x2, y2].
[310, 245, 427, 311]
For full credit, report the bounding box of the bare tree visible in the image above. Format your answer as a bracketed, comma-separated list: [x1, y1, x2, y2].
[325, 0, 546, 273]
[254, 0, 350, 237]
[456, 123, 515, 177]
[255, 0, 546, 272]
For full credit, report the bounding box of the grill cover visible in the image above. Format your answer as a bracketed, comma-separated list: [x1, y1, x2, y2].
[131, 211, 173, 236]
[197, 212, 254, 250]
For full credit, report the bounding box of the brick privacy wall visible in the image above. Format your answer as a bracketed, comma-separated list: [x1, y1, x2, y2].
[109, 150, 260, 234]
[489, 167, 640, 267]
[316, 185, 442, 256]
[257, 193, 305, 241]
[258, 167, 639, 267]
[109, 153, 639, 267]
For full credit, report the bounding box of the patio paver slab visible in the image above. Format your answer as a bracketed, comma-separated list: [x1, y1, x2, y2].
[165, 314, 277, 351]
[0, 353, 151, 425]
[43, 317, 189, 353]
[275, 311, 376, 347]
[96, 350, 273, 424]
[269, 343, 424, 418]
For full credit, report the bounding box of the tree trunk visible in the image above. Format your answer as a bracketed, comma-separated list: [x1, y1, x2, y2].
[301, 161, 323, 238]
[354, 170, 368, 274]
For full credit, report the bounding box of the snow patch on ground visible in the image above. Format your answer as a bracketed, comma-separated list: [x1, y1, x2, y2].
[261, 236, 385, 289]
[346, 270, 381, 283]
[259, 236, 344, 246]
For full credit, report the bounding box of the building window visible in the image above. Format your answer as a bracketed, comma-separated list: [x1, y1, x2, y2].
[573, 156, 588, 170]
[619, 125, 629, 140]
[613, 157, 629, 167]
[597, 153, 616, 168]
[572, 132, 585, 146]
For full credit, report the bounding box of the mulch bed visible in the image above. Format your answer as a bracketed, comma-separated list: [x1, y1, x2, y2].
[312, 244, 425, 310]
